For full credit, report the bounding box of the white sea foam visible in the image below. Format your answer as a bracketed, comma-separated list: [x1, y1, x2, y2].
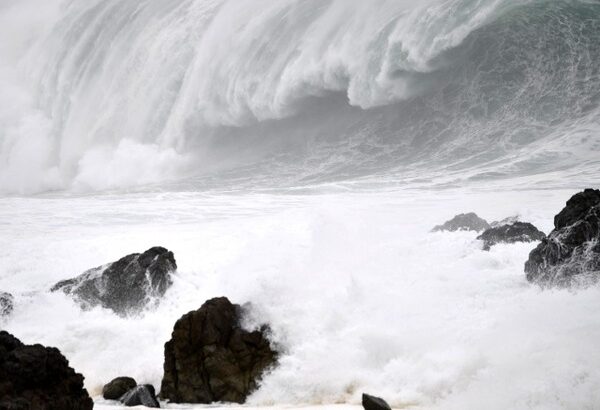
[2, 187, 599, 409]
[0, 1, 599, 408]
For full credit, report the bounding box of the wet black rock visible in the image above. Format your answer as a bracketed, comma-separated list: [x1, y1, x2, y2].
[160, 297, 277, 404]
[120, 384, 160, 408]
[362, 393, 392, 410]
[0, 331, 93, 410]
[525, 189, 600, 287]
[0, 292, 13, 317]
[51, 247, 176, 316]
[477, 222, 546, 250]
[103, 376, 137, 400]
[432, 213, 490, 232]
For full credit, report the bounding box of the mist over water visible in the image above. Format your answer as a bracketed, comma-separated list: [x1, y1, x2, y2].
[1, 0, 600, 409]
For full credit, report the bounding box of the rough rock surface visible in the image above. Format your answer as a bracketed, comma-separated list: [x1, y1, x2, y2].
[0, 292, 13, 317]
[51, 247, 176, 316]
[120, 384, 160, 408]
[0, 331, 93, 410]
[525, 189, 600, 286]
[103, 376, 137, 400]
[477, 222, 546, 250]
[432, 213, 490, 232]
[362, 393, 392, 410]
[160, 297, 277, 404]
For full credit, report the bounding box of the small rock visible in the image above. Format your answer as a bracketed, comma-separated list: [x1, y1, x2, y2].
[477, 222, 545, 250]
[432, 213, 490, 232]
[0, 292, 14, 317]
[119, 384, 160, 408]
[362, 393, 392, 410]
[51, 247, 176, 316]
[525, 189, 600, 287]
[103, 376, 137, 400]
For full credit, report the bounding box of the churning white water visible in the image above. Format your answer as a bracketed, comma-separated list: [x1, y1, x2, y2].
[1, 0, 600, 408]
[3, 186, 600, 410]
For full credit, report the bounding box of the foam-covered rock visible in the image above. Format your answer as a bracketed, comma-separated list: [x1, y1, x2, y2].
[432, 213, 490, 232]
[0, 331, 93, 410]
[490, 215, 520, 227]
[51, 247, 176, 316]
[120, 384, 160, 408]
[525, 189, 600, 286]
[477, 222, 545, 250]
[160, 297, 277, 404]
[0, 292, 13, 317]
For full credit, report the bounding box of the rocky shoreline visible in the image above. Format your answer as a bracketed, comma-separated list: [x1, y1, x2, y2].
[2, 189, 599, 408]
[432, 188, 600, 286]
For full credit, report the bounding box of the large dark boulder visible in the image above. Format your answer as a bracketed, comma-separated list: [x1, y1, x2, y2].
[432, 213, 490, 232]
[0, 293, 13, 317]
[51, 247, 176, 316]
[525, 189, 600, 287]
[160, 297, 277, 404]
[477, 222, 546, 250]
[362, 393, 392, 410]
[0, 331, 93, 410]
[120, 384, 160, 408]
[102, 376, 137, 400]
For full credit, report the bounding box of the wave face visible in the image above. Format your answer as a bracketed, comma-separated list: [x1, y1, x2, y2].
[0, 0, 599, 192]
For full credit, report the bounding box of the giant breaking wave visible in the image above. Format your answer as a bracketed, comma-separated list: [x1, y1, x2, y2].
[0, 0, 599, 193]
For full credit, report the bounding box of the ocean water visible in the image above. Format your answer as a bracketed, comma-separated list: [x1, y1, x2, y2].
[3, 186, 600, 410]
[1, 0, 600, 409]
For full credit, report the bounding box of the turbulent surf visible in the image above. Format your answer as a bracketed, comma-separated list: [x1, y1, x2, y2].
[1, 1, 600, 409]
[0, 0, 598, 192]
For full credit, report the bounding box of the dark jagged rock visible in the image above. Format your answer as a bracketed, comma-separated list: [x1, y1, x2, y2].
[362, 393, 392, 410]
[477, 222, 546, 251]
[432, 213, 490, 232]
[0, 331, 93, 410]
[0, 292, 13, 317]
[51, 247, 176, 316]
[160, 297, 277, 404]
[103, 376, 137, 400]
[525, 189, 600, 287]
[120, 384, 160, 408]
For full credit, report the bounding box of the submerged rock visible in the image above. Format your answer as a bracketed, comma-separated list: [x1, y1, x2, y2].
[120, 384, 160, 408]
[0, 292, 13, 317]
[525, 189, 600, 287]
[477, 222, 545, 250]
[51, 247, 176, 316]
[103, 376, 137, 400]
[362, 393, 392, 410]
[432, 213, 490, 232]
[160, 297, 277, 404]
[0, 331, 93, 410]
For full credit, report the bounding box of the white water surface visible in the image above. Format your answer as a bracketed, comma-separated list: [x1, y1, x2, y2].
[1, 0, 600, 409]
[2, 186, 600, 410]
